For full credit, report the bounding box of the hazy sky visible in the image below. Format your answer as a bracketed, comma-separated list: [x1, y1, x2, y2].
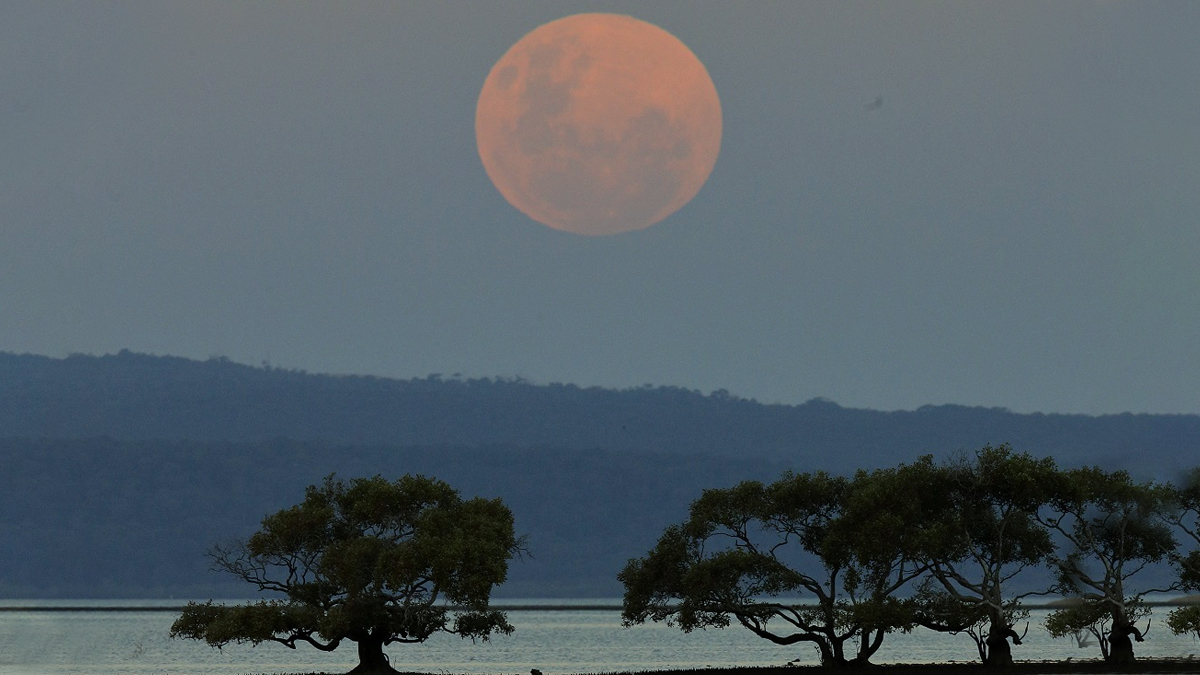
[2, 1, 1198, 414]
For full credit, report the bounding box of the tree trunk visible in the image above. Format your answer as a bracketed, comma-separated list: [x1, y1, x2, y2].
[983, 617, 1019, 668]
[1108, 623, 1141, 664]
[850, 627, 885, 665]
[814, 637, 837, 667]
[347, 635, 398, 675]
[984, 633, 1012, 667]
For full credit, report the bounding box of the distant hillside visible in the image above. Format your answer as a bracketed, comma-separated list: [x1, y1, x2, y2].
[1, 351, 1197, 476]
[1, 351, 1197, 598]
[0, 438, 783, 598]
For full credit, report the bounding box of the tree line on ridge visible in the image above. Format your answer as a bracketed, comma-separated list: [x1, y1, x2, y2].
[2, 350, 1199, 478]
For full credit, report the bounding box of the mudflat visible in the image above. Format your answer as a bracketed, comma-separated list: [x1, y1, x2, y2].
[593, 664, 1200, 675]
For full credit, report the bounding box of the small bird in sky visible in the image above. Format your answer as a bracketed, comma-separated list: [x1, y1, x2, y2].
[865, 95, 884, 111]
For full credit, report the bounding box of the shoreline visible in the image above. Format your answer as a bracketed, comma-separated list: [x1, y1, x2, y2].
[622, 663, 1200, 674]
[381, 663, 1200, 675]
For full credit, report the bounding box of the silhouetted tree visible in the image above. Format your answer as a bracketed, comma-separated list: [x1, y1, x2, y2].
[915, 581, 1030, 665]
[1038, 467, 1177, 663]
[619, 464, 936, 667]
[1045, 599, 1149, 660]
[1166, 468, 1200, 641]
[171, 474, 525, 674]
[913, 445, 1056, 666]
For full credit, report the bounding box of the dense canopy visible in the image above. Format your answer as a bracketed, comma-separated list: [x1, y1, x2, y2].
[171, 474, 524, 674]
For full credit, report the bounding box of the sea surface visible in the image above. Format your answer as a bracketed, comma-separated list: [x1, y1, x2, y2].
[1, 599, 1198, 675]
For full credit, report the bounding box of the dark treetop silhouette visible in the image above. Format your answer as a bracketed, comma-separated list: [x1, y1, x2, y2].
[913, 445, 1056, 666]
[1166, 468, 1200, 641]
[1038, 467, 1176, 663]
[619, 462, 942, 667]
[170, 474, 525, 675]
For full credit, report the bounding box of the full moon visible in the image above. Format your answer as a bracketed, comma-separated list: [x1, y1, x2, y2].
[475, 13, 722, 236]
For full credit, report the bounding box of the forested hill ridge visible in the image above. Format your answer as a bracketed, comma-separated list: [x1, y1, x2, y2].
[1, 350, 1197, 476]
[0, 438, 784, 597]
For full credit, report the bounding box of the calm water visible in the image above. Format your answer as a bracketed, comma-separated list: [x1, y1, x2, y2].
[1, 600, 1198, 675]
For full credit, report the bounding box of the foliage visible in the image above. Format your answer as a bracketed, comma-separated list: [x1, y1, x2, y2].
[914, 580, 1030, 664]
[913, 445, 1056, 665]
[619, 463, 939, 667]
[1167, 467, 1200, 591]
[1038, 467, 1176, 662]
[170, 474, 524, 674]
[1166, 468, 1200, 643]
[1045, 600, 1149, 661]
[1166, 605, 1200, 642]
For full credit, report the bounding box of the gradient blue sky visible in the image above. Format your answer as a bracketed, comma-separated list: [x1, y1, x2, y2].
[2, 1, 1197, 414]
